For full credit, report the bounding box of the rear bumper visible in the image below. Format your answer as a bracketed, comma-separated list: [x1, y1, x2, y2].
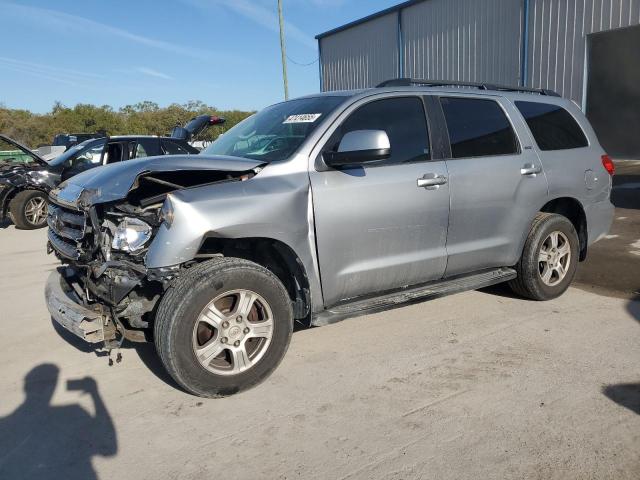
[45, 268, 107, 343]
[586, 199, 615, 245]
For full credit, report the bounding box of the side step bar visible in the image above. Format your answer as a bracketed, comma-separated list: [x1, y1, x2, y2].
[311, 267, 517, 327]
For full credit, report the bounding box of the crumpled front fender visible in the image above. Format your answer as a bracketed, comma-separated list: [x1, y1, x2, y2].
[144, 167, 324, 311]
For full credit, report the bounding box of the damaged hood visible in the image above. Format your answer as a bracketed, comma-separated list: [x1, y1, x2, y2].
[0, 162, 60, 191]
[52, 154, 264, 206]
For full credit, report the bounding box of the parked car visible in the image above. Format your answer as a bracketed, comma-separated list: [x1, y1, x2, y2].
[45, 79, 614, 397]
[0, 135, 56, 228]
[0, 133, 201, 229]
[170, 114, 226, 141]
[52, 132, 106, 151]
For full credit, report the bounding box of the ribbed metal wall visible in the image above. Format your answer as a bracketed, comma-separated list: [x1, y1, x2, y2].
[527, 0, 640, 104]
[319, 13, 399, 91]
[402, 0, 523, 86]
[319, 0, 640, 101]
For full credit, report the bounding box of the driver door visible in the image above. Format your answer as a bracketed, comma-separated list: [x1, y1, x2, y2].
[310, 96, 450, 307]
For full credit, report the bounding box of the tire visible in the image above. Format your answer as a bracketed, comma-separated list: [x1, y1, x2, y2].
[9, 189, 48, 229]
[154, 257, 293, 398]
[509, 212, 579, 301]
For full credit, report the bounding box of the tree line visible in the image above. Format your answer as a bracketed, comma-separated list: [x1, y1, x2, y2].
[0, 100, 255, 148]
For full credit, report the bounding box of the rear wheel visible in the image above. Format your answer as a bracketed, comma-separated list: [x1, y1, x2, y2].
[154, 257, 293, 398]
[9, 189, 48, 229]
[509, 213, 579, 300]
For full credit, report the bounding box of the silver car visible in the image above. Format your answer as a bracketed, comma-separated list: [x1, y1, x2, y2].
[45, 79, 615, 397]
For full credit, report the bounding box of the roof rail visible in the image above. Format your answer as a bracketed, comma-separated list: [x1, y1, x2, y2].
[376, 78, 560, 97]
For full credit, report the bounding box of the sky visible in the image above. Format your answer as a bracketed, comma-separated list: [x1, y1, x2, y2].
[0, 0, 399, 113]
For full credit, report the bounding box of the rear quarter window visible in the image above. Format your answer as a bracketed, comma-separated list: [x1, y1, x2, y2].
[515, 101, 589, 151]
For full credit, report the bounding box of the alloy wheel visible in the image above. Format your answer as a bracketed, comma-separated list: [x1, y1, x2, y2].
[538, 231, 571, 287]
[24, 197, 47, 225]
[192, 289, 274, 376]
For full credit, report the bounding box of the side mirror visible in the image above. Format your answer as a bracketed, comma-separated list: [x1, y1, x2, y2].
[324, 130, 391, 168]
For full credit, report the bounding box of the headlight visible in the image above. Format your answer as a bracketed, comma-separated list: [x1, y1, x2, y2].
[27, 170, 50, 183]
[111, 218, 152, 253]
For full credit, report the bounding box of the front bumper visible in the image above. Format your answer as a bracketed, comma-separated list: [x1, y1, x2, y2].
[45, 268, 107, 343]
[0, 184, 14, 222]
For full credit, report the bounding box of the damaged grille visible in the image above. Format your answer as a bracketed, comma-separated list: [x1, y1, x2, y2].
[47, 203, 87, 260]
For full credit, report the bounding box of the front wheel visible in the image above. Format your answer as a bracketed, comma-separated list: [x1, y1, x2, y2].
[154, 257, 293, 398]
[509, 212, 579, 301]
[9, 189, 48, 229]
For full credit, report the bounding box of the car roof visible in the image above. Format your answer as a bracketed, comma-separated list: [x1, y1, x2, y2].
[107, 135, 187, 141]
[299, 83, 573, 107]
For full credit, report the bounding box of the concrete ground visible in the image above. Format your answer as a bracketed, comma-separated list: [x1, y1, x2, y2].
[0, 168, 639, 479]
[574, 160, 640, 299]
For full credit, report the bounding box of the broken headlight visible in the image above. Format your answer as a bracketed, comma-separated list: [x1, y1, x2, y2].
[111, 218, 152, 253]
[27, 170, 50, 183]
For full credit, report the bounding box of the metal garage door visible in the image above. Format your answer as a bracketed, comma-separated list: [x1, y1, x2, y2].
[586, 25, 640, 158]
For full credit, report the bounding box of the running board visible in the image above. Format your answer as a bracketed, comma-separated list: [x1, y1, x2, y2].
[311, 267, 517, 327]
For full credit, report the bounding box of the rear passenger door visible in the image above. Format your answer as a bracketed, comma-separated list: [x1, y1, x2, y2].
[436, 95, 548, 276]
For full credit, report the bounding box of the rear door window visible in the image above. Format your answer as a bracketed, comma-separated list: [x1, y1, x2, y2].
[515, 101, 589, 150]
[440, 97, 519, 158]
[162, 140, 191, 155]
[129, 141, 148, 159]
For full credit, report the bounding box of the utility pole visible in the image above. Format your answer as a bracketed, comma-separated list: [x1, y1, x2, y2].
[277, 0, 289, 100]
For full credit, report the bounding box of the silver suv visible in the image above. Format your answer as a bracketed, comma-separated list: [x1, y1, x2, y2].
[45, 79, 615, 397]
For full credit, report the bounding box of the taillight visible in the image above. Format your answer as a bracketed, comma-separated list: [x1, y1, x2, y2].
[601, 154, 615, 176]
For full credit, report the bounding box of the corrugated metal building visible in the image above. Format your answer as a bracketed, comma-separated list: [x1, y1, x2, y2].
[316, 0, 640, 156]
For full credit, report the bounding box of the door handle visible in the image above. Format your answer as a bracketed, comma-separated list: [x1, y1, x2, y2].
[417, 174, 447, 189]
[521, 164, 542, 176]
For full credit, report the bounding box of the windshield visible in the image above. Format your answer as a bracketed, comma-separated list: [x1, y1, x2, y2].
[202, 96, 345, 162]
[0, 137, 39, 165]
[48, 138, 105, 166]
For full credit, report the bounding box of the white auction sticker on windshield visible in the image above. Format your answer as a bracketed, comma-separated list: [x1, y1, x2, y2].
[283, 113, 322, 124]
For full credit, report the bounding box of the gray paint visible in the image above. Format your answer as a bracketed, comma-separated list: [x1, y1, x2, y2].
[50, 87, 614, 315]
[440, 95, 548, 276]
[526, 0, 640, 105]
[57, 154, 262, 205]
[337, 129, 390, 152]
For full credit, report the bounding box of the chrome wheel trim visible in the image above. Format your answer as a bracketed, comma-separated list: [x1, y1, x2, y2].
[24, 196, 47, 225]
[192, 289, 274, 376]
[538, 231, 571, 287]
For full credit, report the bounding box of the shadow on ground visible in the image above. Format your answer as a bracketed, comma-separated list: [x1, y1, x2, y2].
[603, 383, 640, 415]
[0, 364, 117, 480]
[602, 297, 640, 416]
[51, 317, 182, 391]
[479, 282, 522, 299]
[52, 314, 314, 395]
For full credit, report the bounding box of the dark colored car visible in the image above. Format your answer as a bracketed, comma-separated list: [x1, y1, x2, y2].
[0, 134, 200, 229]
[170, 114, 226, 141]
[52, 132, 106, 151]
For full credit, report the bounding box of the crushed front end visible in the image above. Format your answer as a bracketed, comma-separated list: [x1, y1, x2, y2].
[44, 157, 263, 351]
[45, 194, 174, 349]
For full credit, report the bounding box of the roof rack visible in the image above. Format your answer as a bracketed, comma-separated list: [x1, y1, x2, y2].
[376, 78, 560, 97]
